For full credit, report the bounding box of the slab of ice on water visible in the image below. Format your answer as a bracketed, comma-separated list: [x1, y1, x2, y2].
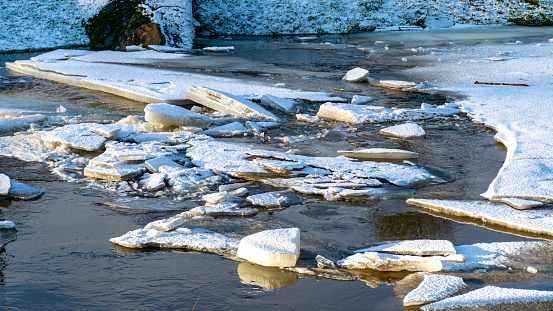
[296, 114, 320, 123]
[260, 94, 296, 114]
[203, 191, 229, 204]
[144, 103, 211, 128]
[237, 228, 300, 268]
[404, 274, 470, 307]
[42, 124, 106, 151]
[339, 252, 443, 272]
[0, 113, 46, 132]
[202, 122, 249, 137]
[145, 157, 182, 173]
[337, 148, 418, 160]
[246, 191, 299, 208]
[0, 174, 10, 195]
[379, 80, 418, 90]
[421, 286, 553, 310]
[188, 202, 258, 217]
[144, 218, 185, 232]
[356, 240, 456, 256]
[342, 68, 369, 83]
[84, 163, 146, 182]
[380, 123, 426, 139]
[351, 95, 374, 105]
[0, 220, 16, 229]
[91, 124, 121, 139]
[139, 173, 167, 191]
[495, 197, 544, 210]
[8, 181, 45, 200]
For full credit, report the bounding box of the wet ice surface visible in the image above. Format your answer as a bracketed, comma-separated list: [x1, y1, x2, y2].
[1, 27, 553, 310]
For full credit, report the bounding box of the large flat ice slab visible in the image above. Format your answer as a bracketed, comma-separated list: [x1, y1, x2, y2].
[356, 239, 456, 256]
[338, 252, 443, 272]
[404, 274, 470, 306]
[407, 199, 553, 237]
[144, 103, 211, 128]
[337, 148, 418, 160]
[236, 228, 300, 268]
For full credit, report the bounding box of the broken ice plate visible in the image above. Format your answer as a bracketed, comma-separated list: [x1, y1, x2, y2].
[338, 148, 418, 160]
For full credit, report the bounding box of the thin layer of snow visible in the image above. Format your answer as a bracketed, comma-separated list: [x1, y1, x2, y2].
[356, 240, 456, 256]
[379, 123, 426, 139]
[236, 228, 301, 268]
[404, 274, 469, 306]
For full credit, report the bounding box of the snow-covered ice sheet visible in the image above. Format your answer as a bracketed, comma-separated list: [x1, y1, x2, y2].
[237, 228, 300, 268]
[356, 240, 456, 256]
[338, 252, 443, 272]
[404, 274, 470, 306]
[379, 123, 426, 139]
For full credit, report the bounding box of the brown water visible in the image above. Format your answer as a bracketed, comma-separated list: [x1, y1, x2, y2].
[1, 27, 552, 310]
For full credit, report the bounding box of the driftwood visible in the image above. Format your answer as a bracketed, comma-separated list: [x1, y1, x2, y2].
[474, 81, 529, 87]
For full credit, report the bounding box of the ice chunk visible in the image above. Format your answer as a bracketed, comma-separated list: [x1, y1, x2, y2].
[42, 124, 106, 151]
[380, 123, 426, 139]
[252, 159, 306, 174]
[495, 198, 544, 210]
[145, 157, 182, 173]
[144, 103, 211, 128]
[351, 95, 374, 104]
[246, 191, 299, 208]
[203, 191, 229, 204]
[296, 114, 320, 123]
[338, 252, 442, 272]
[219, 182, 252, 192]
[110, 227, 239, 252]
[189, 201, 258, 217]
[92, 124, 121, 139]
[356, 240, 456, 256]
[407, 199, 553, 237]
[84, 163, 146, 181]
[404, 274, 470, 306]
[486, 57, 505, 61]
[0, 113, 46, 132]
[379, 80, 417, 89]
[0, 220, 15, 229]
[202, 122, 249, 137]
[186, 86, 279, 121]
[237, 228, 301, 268]
[139, 173, 167, 191]
[144, 218, 184, 232]
[147, 45, 189, 53]
[237, 262, 298, 291]
[337, 148, 418, 160]
[316, 255, 336, 269]
[260, 94, 297, 114]
[203, 46, 234, 52]
[7, 181, 44, 200]
[0, 174, 10, 195]
[342, 68, 369, 83]
[229, 187, 248, 197]
[421, 286, 553, 310]
[317, 103, 459, 124]
[527, 266, 538, 274]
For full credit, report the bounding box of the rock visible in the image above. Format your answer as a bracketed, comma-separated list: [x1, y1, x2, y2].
[342, 68, 369, 83]
[0, 174, 11, 195]
[356, 240, 456, 256]
[237, 228, 301, 268]
[404, 274, 471, 306]
[316, 255, 336, 269]
[338, 252, 443, 272]
[337, 148, 418, 160]
[380, 123, 427, 139]
[120, 22, 165, 51]
[144, 103, 211, 128]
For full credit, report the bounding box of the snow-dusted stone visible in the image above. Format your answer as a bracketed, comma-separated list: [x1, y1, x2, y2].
[203, 191, 229, 204]
[84, 163, 146, 182]
[186, 86, 279, 121]
[338, 148, 418, 160]
[421, 286, 553, 310]
[237, 228, 301, 268]
[0, 174, 11, 195]
[260, 94, 296, 114]
[380, 80, 417, 89]
[144, 103, 211, 128]
[296, 114, 320, 123]
[0, 220, 16, 229]
[404, 274, 470, 306]
[203, 46, 234, 52]
[407, 199, 553, 237]
[342, 68, 369, 83]
[110, 227, 239, 252]
[145, 157, 182, 173]
[338, 252, 442, 272]
[237, 262, 298, 290]
[139, 173, 167, 191]
[92, 124, 121, 138]
[202, 122, 249, 136]
[8, 182, 44, 200]
[316, 255, 336, 269]
[380, 123, 426, 139]
[317, 103, 459, 124]
[246, 191, 299, 208]
[356, 240, 456, 256]
[496, 198, 544, 210]
[144, 218, 184, 232]
[351, 95, 374, 104]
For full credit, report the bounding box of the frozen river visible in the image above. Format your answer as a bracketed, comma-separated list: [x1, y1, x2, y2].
[1, 26, 553, 310]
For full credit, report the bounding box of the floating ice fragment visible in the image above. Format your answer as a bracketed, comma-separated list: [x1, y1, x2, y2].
[495, 197, 544, 210]
[237, 228, 300, 268]
[144, 218, 184, 232]
[145, 157, 182, 173]
[203, 46, 234, 52]
[0, 174, 10, 195]
[202, 122, 249, 137]
[56, 105, 67, 113]
[203, 191, 229, 204]
[527, 266, 538, 274]
[316, 255, 336, 269]
[7, 181, 44, 200]
[0, 220, 15, 229]
[144, 103, 211, 128]
[486, 57, 505, 61]
[125, 45, 147, 52]
[246, 191, 299, 208]
[404, 274, 470, 307]
[351, 95, 373, 105]
[229, 187, 248, 197]
[147, 45, 189, 53]
[92, 124, 121, 138]
[380, 80, 417, 90]
[42, 124, 106, 151]
[342, 68, 369, 83]
[84, 163, 146, 182]
[189, 201, 258, 217]
[356, 240, 456, 256]
[338, 252, 442, 272]
[139, 173, 166, 191]
[380, 123, 426, 139]
[296, 114, 320, 123]
[294, 36, 317, 42]
[219, 182, 252, 192]
[421, 286, 553, 310]
[260, 95, 296, 114]
[337, 148, 418, 160]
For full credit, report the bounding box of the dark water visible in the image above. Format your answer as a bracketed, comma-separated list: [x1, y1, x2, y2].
[0, 28, 552, 310]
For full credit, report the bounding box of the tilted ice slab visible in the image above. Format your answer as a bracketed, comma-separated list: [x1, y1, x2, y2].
[41, 123, 106, 151]
[317, 103, 459, 124]
[404, 274, 470, 307]
[406, 40, 553, 202]
[356, 239, 456, 256]
[338, 252, 443, 272]
[421, 286, 553, 311]
[7, 51, 340, 104]
[379, 123, 426, 139]
[407, 199, 553, 237]
[237, 228, 300, 268]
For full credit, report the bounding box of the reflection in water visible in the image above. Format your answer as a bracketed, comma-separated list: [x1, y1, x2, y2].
[0, 228, 17, 249]
[237, 262, 297, 291]
[367, 211, 455, 242]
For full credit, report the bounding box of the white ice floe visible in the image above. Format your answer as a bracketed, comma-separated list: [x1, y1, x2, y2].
[407, 199, 553, 237]
[203, 191, 229, 204]
[356, 239, 456, 256]
[145, 157, 182, 173]
[495, 197, 543, 210]
[139, 173, 167, 191]
[202, 122, 249, 136]
[317, 103, 459, 124]
[379, 123, 426, 139]
[342, 68, 369, 83]
[237, 262, 298, 291]
[91, 124, 121, 138]
[147, 45, 190, 53]
[337, 148, 418, 160]
[188, 201, 258, 217]
[379, 80, 417, 90]
[296, 114, 320, 123]
[0, 220, 16, 229]
[41, 123, 106, 151]
[404, 274, 470, 306]
[144, 217, 184, 232]
[186, 86, 279, 121]
[110, 227, 239, 252]
[203, 46, 235, 52]
[421, 286, 553, 310]
[260, 94, 297, 114]
[351, 95, 374, 105]
[237, 228, 300, 268]
[338, 252, 443, 272]
[73, 50, 191, 65]
[144, 103, 211, 128]
[0, 113, 46, 132]
[246, 191, 297, 208]
[84, 163, 146, 182]
[0, 174, 10, 195]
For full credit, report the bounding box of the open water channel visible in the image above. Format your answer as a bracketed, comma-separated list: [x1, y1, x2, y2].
[0, 26, 552, 310]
